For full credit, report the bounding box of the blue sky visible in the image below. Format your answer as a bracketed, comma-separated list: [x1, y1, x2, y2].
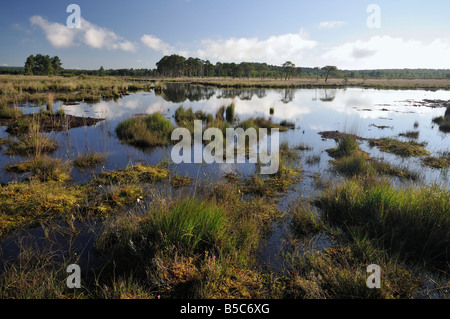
[1, 0, 450, 70]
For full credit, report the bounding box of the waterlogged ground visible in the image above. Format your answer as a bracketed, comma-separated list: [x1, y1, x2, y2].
[1, 84, 449, 274]
[2, 84, 449, 185]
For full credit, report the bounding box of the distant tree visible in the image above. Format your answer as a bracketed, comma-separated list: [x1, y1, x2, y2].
[321, 65, 338, 82]
[231, 63, 242, 78]
[51, 56, 62, 75]
[282, 61, 296, 81]
[204, 60, 214, 77]
[446, 73, 450, 79]
[98, 66, 106, 76]
[26, 54, 60, 76]
[44, 55, 54, 75]
[24, 55, 34, 75]
[240, 62, 254, 79]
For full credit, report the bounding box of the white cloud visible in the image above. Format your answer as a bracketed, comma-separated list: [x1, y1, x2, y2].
[196, 31, 317, 64]
[30, 15, 136, 52]
[318, 21, 346, 29]
[141, 34, 189, 56]
[322, 35, 450, 69]
[141, 34, 175, 54]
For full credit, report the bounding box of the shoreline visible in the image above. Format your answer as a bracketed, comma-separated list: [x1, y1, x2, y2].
[141, 77, 450, 90]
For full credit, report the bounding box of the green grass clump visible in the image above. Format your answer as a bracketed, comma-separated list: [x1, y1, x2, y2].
[144, 198, 229, 254]
[0, 105, 22, 119]
[174, 105, 195, 124]
[422, 155, 450, 169]
[5, 156, 71, 182]
[73, 152, 107, 169]
[236, 118, 259, 131]
[283, 246, 419, 299]
[252, 117, 288, 132]
[94, 182, 281, 298]
[241, 165, 301, 197]
[93, 164, 169, 185]
[6, 118, 31, 135]
[226, 103, 235, 124]
[4, 134, 59, 156]
[432, 115, 450, 133]
[398, 131, 419, 139]
[0, 245, 80, 299]
[116, 113, 174, 147]
[369, 138, 430, 157]
[279, 119, 295, 129]
[316, 178, 450, 268]
[327, 135, 359, 158]
[290, 203, 324, 237]
[206, 119, 230, 135]
[331, 152, 373, 176]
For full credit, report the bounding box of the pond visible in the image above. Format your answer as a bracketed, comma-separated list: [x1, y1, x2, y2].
[1, 83, 448, 186]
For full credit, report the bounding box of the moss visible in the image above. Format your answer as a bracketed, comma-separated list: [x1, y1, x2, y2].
[240, 165, 302, 197]
[170, 176, 193, 188]
[0, 181, 85, 236]
[93, 164, 169, 185]
[92, 185, 145, 217]
[369, 138, 430, 157]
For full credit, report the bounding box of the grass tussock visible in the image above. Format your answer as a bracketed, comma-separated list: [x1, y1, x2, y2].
[92, 164, 169, 185]
[116, 113, 174, 147]
[326, 135, 359, 158]
[73, 152, 107, 169]
[0, 104, 22, 119]
[225, 103, 235, 124]
[422, 155, 450, 169]
[369, 138, 430, 157]
[316, 177, 450, 268]
[398, 131, 419, 139]
[5, 156, 71, 182]
[4, 134, 58, 156]
[283, 246, 420, 299]
[94, 185, 281, 298]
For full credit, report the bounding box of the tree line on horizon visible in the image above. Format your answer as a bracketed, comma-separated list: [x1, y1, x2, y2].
[0, 54, 449, 79]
